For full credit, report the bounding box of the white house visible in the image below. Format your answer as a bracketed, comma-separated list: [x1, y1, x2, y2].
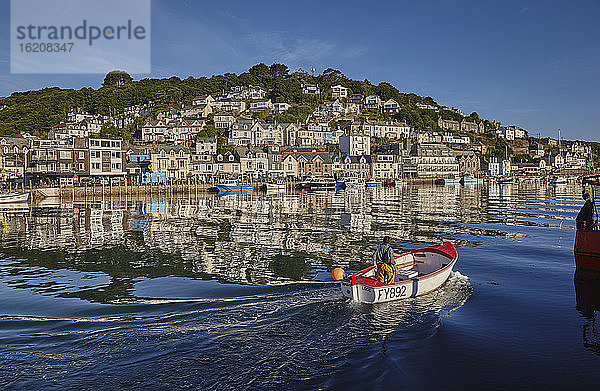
[383, 99, 400, 114]
[339, 134, 371, 156]
[328, 85, 348, 99]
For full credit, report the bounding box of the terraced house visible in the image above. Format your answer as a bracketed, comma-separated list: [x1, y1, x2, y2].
[149, 145, 190, 182]
[0, 137, 28, 182]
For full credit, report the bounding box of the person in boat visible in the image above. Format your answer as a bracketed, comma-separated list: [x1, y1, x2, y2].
[373, 236, 396, 284]
[576, 191, 595, 231]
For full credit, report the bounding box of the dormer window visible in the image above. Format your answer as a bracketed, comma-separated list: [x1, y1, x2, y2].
[229, 155, 234, 161]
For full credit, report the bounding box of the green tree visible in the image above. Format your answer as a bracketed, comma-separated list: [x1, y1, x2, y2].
[102, 70, 133, 87]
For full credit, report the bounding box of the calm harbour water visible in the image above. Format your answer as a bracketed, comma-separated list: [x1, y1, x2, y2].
[1, 183, 599, 390]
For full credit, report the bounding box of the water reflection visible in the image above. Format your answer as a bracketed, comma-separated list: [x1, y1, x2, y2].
[0, 183, 581, 304]
[574, 270, 600, 356]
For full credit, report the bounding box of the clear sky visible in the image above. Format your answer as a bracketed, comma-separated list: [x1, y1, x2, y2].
[1, 0, 599, 141]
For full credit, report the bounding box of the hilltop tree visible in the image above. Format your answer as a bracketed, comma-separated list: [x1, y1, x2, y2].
[320, 68, 346, 83]
[248, 63, 270, 77]
[102, 70, 133, 87]
[269, 63, 289, 78]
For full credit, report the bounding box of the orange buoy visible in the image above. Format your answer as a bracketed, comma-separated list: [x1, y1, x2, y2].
[332, 267, 345, 281]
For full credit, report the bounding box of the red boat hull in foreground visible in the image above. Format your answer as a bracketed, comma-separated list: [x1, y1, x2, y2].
[574, 230, 600, 272]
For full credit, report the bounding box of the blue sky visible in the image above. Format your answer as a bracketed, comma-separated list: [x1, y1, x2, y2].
[1, 0, 599, 141]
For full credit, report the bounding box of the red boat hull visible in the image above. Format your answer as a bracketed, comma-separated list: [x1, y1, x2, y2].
[574, 230, 600, 271]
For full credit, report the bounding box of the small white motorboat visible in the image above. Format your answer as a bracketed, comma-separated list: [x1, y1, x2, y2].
[263, 180, 287, 192]
[548, 176, 568, 186]
[336, 242, 458, 304]
[0, 192, 29, 204]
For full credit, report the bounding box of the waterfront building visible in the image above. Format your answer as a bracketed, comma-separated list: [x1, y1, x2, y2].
[149, 145, 189, 182]
[340, 155, 372, 179]
[216, 151, 241, 177]
[88, 138, 125, 179]
[0, 137, 28, 182]
[411, 143, 459, 178]
[26, 138, 75, 184]
[454, 150, 480, 175]
[371, 153, 402, 179]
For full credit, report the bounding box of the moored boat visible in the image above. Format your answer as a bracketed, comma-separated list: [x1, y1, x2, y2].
[460, 175, 478, 185]
[574, 174, 600, 271]
[549, 176, 568, 186]
[497, 175, 513, 184]
[261, 179, 286, 192]
[298, 177, 339, 191]
[0, 192, 29, 204]
[365, 180, 381, 188]
[216, 180, 254, 192]
[337, 242, 458, 303]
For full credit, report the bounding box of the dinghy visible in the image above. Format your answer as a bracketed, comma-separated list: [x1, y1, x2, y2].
[336, 242, 458, 303]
